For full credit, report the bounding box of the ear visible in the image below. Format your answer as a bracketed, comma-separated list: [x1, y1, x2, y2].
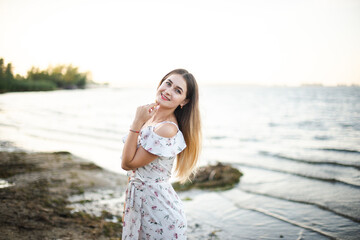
[181, 99, 189, 107]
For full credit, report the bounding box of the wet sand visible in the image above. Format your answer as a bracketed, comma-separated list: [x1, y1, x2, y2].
[0, 142, 127, 240]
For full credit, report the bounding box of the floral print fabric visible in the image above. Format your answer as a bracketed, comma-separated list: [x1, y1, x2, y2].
[122, 121, 187, 240]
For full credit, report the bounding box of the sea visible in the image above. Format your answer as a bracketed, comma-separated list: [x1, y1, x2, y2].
[0, 85, 359, 239]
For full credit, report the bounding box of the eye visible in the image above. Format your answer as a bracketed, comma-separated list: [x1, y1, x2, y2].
[166, 81, 171, 86]
[176, 89, 181, 94]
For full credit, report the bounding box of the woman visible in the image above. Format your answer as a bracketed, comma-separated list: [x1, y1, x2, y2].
[121, 69, 201, 239]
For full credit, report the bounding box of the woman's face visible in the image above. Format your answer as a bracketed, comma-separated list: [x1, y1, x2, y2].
[156, 74, 188, 109]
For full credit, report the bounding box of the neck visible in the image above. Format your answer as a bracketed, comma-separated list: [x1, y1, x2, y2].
[152, 107, 175, 123]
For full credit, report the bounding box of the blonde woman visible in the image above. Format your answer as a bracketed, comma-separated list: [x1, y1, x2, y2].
[121, 69, 201, 239]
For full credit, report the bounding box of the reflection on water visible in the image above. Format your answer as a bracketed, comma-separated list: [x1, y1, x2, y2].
[0, 179, 15, 188]
[0, 85, 359, 239]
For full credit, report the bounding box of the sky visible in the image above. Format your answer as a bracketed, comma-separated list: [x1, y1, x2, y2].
[0, 0, 359, 87]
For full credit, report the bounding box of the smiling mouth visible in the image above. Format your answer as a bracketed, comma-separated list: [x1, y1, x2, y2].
[161, 93, 170, 101]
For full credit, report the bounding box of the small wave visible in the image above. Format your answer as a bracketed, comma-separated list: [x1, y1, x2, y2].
[77, 125, 122, 134]
[313, 135, 332, 141]
[297, 120, 325, 130]
[227, 162, 360, 189]
[237, 188, 360, 224]
[237, 206, 336, 239]
[0, 122, 19, 129]
[259, 151, 360, 170]
[209, 136, 227, 140]
[239, 138, 259, 142]
[338, 123, 360, 131]
[24, 132, 121, 152]
[319, 148, 360, 154]
[268, 122, 279, 127]
[0, 179, 15, 189]
[27, 125, 121, 142]
[219, 193, 337, 239]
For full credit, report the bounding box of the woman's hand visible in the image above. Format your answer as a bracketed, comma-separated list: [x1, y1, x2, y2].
[122, 102, 160, 171]
[131, 102, 160, 130]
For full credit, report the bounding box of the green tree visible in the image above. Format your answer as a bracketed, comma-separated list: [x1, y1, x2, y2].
[5, 63, 14, 81]
[1, 58, 90, 93]
[0, 58, 5, 91]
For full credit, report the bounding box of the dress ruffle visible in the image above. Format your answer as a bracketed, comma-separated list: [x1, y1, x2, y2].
[139, 126, 187, 158]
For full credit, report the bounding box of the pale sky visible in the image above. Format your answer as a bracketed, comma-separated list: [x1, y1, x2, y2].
[0, 0, 359, 87]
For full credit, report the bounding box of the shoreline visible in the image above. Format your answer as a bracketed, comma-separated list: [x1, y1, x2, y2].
[0, 140, 338, 239]
[0, 140, 128, 239]
[0, 140, 234, 239]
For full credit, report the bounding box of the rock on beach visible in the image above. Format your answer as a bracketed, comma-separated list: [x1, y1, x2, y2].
[173, 162, 243, 191]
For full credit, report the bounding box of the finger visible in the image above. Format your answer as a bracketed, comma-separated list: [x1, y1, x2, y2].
[149, 104, 159, 115]
[148, 102, 157, 108]
[149, 103, 160, 112]
[147, 102, 158, 112]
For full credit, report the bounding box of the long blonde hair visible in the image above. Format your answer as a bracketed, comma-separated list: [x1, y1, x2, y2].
[158, 69, 202, 183]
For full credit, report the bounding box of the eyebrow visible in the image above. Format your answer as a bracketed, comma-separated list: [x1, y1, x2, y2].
[167, 79, 184, 92]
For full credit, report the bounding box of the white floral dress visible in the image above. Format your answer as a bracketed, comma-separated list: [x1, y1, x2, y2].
[121, 121, 187, 240]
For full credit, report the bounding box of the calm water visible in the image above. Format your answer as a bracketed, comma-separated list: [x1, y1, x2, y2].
[0, 85, 359, 239]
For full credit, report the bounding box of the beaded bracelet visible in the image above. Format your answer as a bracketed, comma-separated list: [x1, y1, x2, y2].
[129, 129, 140, 133]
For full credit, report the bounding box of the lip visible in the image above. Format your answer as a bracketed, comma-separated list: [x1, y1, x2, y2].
[161, 93, 170, 101]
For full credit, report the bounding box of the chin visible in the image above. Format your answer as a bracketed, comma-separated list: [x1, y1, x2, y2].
[156, 95, 163, 104]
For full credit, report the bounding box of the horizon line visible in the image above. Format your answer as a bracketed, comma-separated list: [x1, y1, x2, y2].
[90, 82, 360, 88]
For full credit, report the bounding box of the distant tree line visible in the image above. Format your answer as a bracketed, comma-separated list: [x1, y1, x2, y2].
[0, 58, 91, 93]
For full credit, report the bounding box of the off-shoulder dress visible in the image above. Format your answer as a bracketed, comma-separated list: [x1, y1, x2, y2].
[121, 121, 187, 240]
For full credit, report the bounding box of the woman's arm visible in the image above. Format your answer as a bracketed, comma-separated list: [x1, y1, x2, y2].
[122, 122, 178, 170]
[121, 103, 159, 170]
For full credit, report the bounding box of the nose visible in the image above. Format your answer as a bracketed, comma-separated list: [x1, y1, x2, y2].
[163, 88, 171, 96]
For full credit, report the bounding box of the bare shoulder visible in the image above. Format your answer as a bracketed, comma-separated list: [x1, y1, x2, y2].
[154, 122, 178, 138]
